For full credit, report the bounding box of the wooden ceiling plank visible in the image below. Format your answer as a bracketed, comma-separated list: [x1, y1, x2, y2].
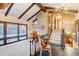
[18, 3, 36, 19]
[27, 9, 42, 21]
[5, 3, 14, 16]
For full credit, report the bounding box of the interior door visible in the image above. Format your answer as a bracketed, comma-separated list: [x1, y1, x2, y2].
[75, 23, 79, 46]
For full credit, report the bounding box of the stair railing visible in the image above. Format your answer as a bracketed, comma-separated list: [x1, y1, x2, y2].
[30, 39, 33, 56]
[30, 38, 39, 56]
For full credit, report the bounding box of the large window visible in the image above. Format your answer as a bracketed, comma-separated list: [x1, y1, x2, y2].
[19, 25, 26, 40]
[0, 22, 27, 46]
[0, 23, 4, 45]
[0, 23, 4, 38]
[19, 25, 26, 35]
[7, 24, 17, 37]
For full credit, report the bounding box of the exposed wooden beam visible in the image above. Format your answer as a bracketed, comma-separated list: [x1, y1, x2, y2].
[27, 9, 42, 21]
[36, 3, 46, 12]
[5, 3, 14, 16]
[33, 19, 37, 22]
[45, 6, 78, 14]
[44, 6, 55, 10]
[0, 3, 9, 9]
[18, 3, 36, 19]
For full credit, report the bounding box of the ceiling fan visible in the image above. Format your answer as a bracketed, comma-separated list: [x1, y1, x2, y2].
[0, 3, 9, 9]
[44, 4, 78, 14]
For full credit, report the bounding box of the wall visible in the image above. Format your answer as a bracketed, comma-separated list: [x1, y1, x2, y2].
[0, 13, 31, 56]
[0, 39, 40, 56]
[37, 11, 48, 35]
[75, 13, 79, 21]
[51, 12, 75, 33]
[0, 13, 39, 56]
[0, 14, 28, 24]
[27, 20, 34, 38]
[0, 13, 34, 38]
[0, 40, 30, 56]
[61, 12, 75, 33]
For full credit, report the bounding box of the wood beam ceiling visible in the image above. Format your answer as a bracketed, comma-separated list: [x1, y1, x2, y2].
[33, 19, 37, 22]
[36, 3, 46, 12]
[44, 6, 55, 10]
[5, 3, 14, 16]
[18, 3, 36, 19]
[0, 3, 9, 9]
[27, 9, 42, 21]
[45, 6, 78, 14]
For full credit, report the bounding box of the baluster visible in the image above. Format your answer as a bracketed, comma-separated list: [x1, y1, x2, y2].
[30, 41, 31, 56]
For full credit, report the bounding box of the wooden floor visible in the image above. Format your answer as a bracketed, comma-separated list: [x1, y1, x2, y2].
[51, 44, 79, 56]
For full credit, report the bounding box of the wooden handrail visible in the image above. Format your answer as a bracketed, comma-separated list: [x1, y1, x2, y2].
[30, 41, 32, 56]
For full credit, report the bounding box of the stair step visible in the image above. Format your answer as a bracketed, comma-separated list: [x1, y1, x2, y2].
[49, 30, 62, 46]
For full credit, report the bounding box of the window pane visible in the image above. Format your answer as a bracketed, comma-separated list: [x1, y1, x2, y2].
[7, 38, 18, 43]
[0, 23, 4, 38]
[7, 24, 17, 37]
[19, 25, 26, 35]
[19, 36, 26, 40]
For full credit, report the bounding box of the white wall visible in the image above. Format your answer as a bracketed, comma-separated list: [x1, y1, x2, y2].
[75, 13, 79, 21]
[0, 40, 30, 56]
[0, 13, 34, 38]
[36, 11, 48, 35]
[0, 39, 40, 56]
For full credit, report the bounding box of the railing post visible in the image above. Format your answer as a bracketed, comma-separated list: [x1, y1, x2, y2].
[34, 41, 36, 55]
[61, 29, 65, 49]
[30, 39, 37, 56]
[30, 41, 31, 56]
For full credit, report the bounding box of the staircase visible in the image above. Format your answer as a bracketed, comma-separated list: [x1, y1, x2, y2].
[49, 29, 64, 46]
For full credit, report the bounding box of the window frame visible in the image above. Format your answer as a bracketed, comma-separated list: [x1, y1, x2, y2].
[0, 21, 28, 46]
[0, 23, 4, 40]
